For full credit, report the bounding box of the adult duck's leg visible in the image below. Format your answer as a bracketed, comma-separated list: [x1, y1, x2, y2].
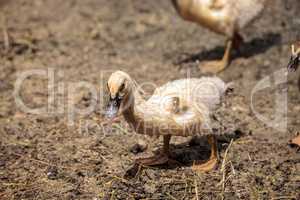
[192, 135, 218, 172]
[135, 135, 173, 166]
[199, 32, 243, 74]
[199, 39, 232, 74]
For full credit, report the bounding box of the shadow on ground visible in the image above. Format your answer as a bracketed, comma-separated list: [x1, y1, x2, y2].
[176, 33, 282, 66]
[124, 131, 245, 179]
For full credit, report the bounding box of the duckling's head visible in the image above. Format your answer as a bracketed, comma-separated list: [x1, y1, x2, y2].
[106, 71, 133, 119]
[288, 44, 300, 72]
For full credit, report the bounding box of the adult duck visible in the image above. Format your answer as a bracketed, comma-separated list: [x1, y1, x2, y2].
[171, 0, 267, 73]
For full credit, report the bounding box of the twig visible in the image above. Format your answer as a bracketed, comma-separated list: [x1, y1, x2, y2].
[12, 152, 53, 166]
[166, 192, 178, 200]
[221, 171, 226, 200]
[1, 14, 10, 51]
[221, 139, 234, 172]
[182, 177, 188, 200]
[194, 179, 199, 200]
[0, 192, 7, 198]
[248, 153, 253, 163]
[11, 152, 73, 170]
[220, 139, 234, 200]
[230, 161, 236, 175]
[109, 190, 115, 200]
[271, 196, 297, 200]
[2, 137, 32, 147]
[110, 175, 130, 184]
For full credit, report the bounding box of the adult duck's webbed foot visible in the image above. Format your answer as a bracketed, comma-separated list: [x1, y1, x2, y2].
[192, 156, 218, 172]
[192, 135, 218, 172]
[135, 135, 178, 166]
[199, 60, 229, 74]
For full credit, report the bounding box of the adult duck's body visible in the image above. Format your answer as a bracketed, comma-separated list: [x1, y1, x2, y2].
[106, 71, 229, 172]
[171, 0, 267, 73]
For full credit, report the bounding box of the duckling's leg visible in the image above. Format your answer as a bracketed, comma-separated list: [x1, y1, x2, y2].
[192, 135, 218, 172]
[135, 135, 175, 166]
[199, 39, 232, 74]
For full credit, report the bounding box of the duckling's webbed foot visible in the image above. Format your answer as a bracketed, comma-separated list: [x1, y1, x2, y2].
[135, 152, 170, 166]
[192, 135, 218, 172]
[192, 156, 218, 172]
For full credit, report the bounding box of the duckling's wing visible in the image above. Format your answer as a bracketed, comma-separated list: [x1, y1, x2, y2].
[168, 99, 221, 136]
[152, 77, 227, 111]
[145, 95, 206, 132]
[143, 77, 228, 135]
[145, 93, 181, 116]
[172, 100, 206, 123]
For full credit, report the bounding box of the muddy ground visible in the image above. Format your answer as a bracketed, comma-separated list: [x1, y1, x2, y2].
[0, 0, 300, 199]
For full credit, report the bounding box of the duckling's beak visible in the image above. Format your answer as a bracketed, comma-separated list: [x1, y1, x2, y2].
[287, 54, 299, 72]
[106, 96, 122, 119]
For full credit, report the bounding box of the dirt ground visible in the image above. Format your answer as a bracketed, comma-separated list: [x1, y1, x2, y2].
[0, 0, 300, 199]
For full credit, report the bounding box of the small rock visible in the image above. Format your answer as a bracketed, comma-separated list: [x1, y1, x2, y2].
[234, 129, 245, 138]
[46, 166, 59, 180]
[130, 140, 147, 154]
[76, 170, 85, 177]
[0, 160, 6, 167]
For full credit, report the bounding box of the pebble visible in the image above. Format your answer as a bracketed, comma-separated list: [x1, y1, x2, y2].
[46, 166, 59, 180]
[130, 140, 148, 154]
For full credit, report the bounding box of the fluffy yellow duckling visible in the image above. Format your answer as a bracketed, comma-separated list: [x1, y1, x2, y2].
[171, 0, 267, 73]
[106, 71, 230, 172]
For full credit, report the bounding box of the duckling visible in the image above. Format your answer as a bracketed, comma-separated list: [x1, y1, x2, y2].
[171, 0, 267, 73]
[106, 71, 230, 172]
